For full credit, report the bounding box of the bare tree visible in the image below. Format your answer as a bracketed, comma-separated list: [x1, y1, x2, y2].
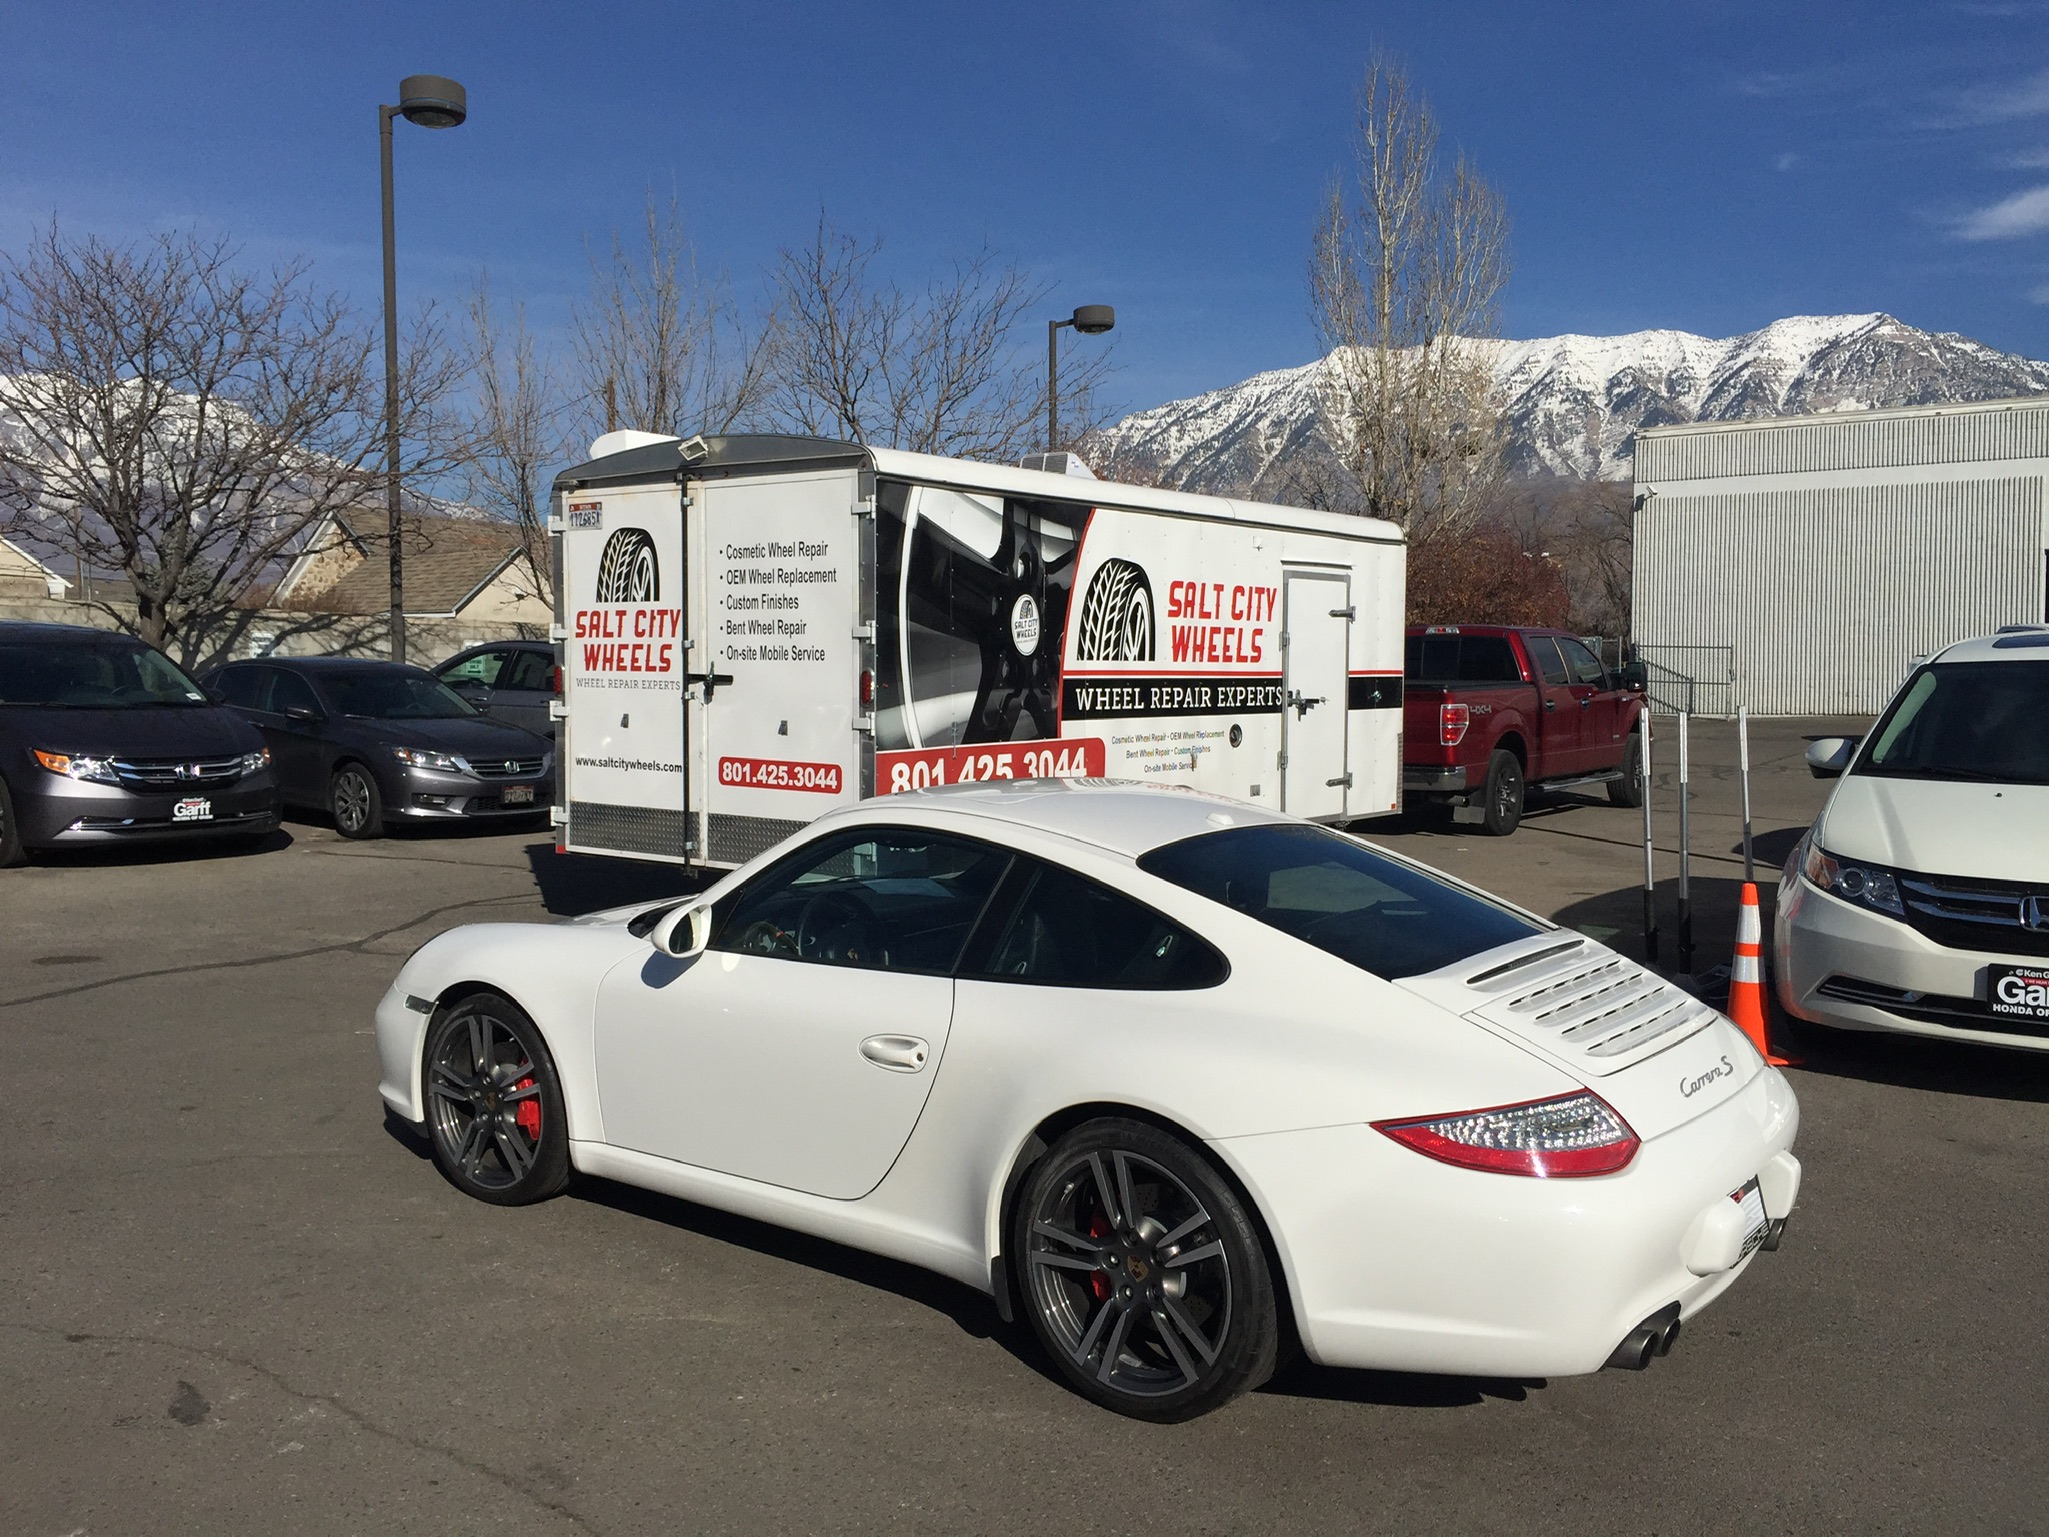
[0, 225, 461, 661]
[764, 218, 1111, 461]
[465, 274, 560, 605]
[1309, 53, 1511, 540]
[570, 195, 769, 446]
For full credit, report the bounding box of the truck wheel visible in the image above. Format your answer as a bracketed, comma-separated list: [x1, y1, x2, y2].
[1482, 751, 1524, 836]
[1609, 733, 1645, 808]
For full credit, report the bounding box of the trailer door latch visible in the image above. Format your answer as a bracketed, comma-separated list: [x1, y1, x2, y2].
[686, 671, 735, 702]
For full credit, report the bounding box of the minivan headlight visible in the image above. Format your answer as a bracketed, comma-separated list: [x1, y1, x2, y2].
[33, 749, 120, 785]
[239, 748, 272, 774]
[1803, 843, 1904, 917]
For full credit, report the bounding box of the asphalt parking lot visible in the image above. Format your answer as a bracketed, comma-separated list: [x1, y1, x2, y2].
[5, 713, 2047, 1536]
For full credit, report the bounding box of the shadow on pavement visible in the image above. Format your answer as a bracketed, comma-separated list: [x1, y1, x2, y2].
[26, 825, 295, 869]
[1262, 1356, 1543, 1409]
[523, 843, 715, 917]
[1775, 1019, 2049, 1104]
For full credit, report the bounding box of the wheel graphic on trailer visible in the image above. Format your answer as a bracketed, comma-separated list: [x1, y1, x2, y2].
[594, 527, 660, 603]
[1076, 558, 1154, 662]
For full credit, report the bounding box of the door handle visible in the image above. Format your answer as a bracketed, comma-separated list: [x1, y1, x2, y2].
[685, 671, 735, 702]
[1287, 691, 1325, 719]
[1544, 699, 1556, 712]
[1580, 697, 1592, 709]
[859, 1035, 929, 1073]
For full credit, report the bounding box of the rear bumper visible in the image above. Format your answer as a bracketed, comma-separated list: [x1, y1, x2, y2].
[1403, 765, 1469, 793]
[1775, 870, 2049, 1050]
[17, 772, 281, 848]
[1216, 1065, 1800, 1378]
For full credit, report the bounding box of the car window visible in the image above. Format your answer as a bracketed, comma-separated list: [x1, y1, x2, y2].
[1859, 659, 2049, 785]
[1558, 637, 1607, 687]
[502, 650, 553, 691]
[0, 641, 209, 707]
[213, 665, 269, 710]
[1527, 636, 1569, 686]
[710, 827, 1012, 973]
[1137, 823, 1543, 980]
[270, 669, 321, 717]
[975, 859, 1227, 989]
[442, 650, 506, 686]
[322, 670, 477, 719]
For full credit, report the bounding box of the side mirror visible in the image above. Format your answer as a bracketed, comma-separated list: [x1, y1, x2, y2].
[650, 902, 712, 959]
[1616, 660, 1647, 692]
[1804, 737, 1858, 779]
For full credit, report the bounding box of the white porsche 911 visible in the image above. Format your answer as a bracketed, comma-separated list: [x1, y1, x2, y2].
[375, 781, 1801, 1421]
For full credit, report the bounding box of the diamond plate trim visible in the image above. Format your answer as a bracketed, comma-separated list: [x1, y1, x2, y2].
[708, 811, 807, 865]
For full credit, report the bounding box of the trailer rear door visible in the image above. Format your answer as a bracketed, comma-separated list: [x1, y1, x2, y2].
[1281, 569, 1351, 817]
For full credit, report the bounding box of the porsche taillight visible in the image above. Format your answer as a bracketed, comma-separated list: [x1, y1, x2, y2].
[1374, 1091, 1639, 1177]
[1439, 702, 1470, 746]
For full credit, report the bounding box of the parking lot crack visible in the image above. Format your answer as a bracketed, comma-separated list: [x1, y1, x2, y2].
[0, 891, 533, 1011]
[4, 1321, 603, 1534]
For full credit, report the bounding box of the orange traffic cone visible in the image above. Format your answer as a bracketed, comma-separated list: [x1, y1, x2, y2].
[1730, 882, 1798, 1067]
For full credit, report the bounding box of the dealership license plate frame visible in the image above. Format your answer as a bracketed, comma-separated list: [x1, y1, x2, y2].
[1987, 964, 2049, 1025]
[172, 797, 212, 823]
[500, 785, 535, 807]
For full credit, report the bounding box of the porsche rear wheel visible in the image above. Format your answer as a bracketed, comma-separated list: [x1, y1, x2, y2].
[1015, 1118, 1279, 1421]
[424, 991, 570, 1206]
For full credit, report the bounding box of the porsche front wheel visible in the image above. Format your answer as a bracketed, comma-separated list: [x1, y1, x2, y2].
[423, 991, 570, 1206]
[1014, 1118, 1280, 1421]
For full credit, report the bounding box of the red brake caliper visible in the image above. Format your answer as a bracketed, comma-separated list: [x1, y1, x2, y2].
[514, 1078, 540, 1140]
[1086, 1202, 1113, 1302]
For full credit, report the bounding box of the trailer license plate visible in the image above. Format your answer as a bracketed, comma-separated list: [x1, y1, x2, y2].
[501, 785, 535, 806]
[172, 797, 212, 822]
[1989, 965, 2049, 1023]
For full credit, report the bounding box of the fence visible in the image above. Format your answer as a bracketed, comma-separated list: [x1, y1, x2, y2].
[1634, 643, 1735, 717]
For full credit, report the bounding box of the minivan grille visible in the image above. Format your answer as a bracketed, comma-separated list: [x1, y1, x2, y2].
[1466, 945, 1713, 1064]
[1898, 872, 2049, 959]
[112, 755, 245, 789]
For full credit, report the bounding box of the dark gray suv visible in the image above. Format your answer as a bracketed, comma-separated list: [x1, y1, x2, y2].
[0, 621, 280, 865]
[204, 656, 551, 839]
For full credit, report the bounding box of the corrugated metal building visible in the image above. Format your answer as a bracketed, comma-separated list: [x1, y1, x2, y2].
[1631, 397, 2049, 716]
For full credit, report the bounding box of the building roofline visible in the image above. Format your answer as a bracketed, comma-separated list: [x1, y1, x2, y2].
[1633, 392, 2049, 443]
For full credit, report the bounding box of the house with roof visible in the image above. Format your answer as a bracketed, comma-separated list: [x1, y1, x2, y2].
[273, 511, 547, 626]
[0, 535, 71, 602]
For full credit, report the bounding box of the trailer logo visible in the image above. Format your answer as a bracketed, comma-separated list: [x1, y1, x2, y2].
[1075, 558, 1154, 661]
[594, 527, 660, 603]
[1010, 594, 1042, 657]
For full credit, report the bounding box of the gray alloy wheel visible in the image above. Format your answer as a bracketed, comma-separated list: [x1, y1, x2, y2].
[1482, 749, 1525, 836]
[1016, 1118, 1279, 1421]
[1608, 732, 1646, 808]
[423, 991, 570, 1206]
[0, 775, 25, 867]
[330, 764, 383, 840]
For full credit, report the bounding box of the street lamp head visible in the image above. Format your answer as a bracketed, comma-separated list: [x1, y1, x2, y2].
[398, 75, 467, 129]
[1071, 304, 1115, 335]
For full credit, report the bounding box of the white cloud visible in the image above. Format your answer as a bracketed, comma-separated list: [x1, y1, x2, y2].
[1965, 68, 2049, 122]
[1955, 184, 2049, 238]
[2028, 283, 2049, 303]
[2007, 147, 2049, 167]
[1775, 152, 1800, 172]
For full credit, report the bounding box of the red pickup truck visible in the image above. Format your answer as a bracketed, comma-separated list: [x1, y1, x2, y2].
[1402, 625, 1646, 835]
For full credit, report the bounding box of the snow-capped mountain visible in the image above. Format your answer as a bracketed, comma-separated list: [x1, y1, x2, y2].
[1092, 313, 2049, 495]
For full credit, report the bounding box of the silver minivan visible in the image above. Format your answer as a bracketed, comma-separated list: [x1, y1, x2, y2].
[1776, 628, 2049, 1049]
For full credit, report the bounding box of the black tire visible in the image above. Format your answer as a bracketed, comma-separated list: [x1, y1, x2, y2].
[423, 990, 570, 1206]
[594, 527, 660, 603]
[330, 763, 383, 840]
[1013, 1117, 1279, 1422]
[1481, 749, 1524, 836]
[1608, 732, 1645, 808]
[0, 775, 26, 867]
[1075, 559, 1155, 662]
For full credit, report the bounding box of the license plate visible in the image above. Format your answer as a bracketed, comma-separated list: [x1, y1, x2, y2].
[500, 785, 535, 806]
[1988, 965, 2049, 1024]
[172, 797, 212, 822]
[1732, 1176, 1770, 1260]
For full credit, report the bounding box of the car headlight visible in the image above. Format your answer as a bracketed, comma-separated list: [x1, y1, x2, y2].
[33, 749, 121, 785]
[1802, 842, 1904, 917]
[392, 746, 464, 772]
[239, 748, 272, 774]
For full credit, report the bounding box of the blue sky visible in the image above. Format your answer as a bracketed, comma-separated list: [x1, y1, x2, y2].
[6, 1, 2049, 416]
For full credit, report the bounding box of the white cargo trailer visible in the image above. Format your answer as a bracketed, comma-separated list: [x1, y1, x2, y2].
[550, 433, 1405, 867]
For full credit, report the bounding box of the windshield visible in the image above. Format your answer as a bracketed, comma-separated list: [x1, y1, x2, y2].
[1137, 823, 1544, 979]
[0, 641, 209, 707]
[321, 671, 478, 720]
[1858, 660, 2049, 785]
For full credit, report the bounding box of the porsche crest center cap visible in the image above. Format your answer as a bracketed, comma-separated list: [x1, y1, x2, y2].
[1010, 594, 1042, 657]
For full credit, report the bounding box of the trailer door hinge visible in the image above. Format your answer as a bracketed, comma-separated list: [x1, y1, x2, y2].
[852, 623, 875, 641]
[1277, 751, 1289, 769]
[548, 623, 567, 642]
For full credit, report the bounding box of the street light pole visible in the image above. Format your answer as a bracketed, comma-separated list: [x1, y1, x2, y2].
[1046, 304, 1115, 452]
[378, 75, 467, 664]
